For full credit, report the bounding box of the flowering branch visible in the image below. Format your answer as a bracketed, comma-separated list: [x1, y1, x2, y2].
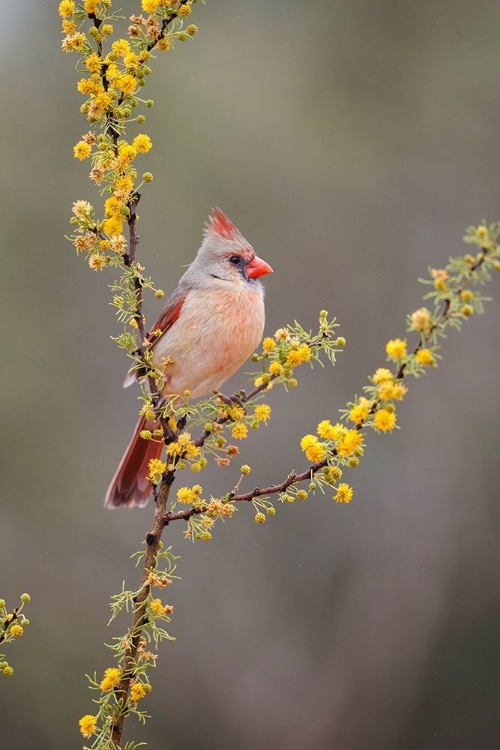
[60, 2, 500, 749]
[0, 594, 31, 678]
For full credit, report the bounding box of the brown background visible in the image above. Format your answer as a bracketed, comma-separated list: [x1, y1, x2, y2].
[1, 1, 500, 748]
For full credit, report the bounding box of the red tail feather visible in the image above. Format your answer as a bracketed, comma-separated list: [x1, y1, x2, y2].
[104, 416, 162, 508]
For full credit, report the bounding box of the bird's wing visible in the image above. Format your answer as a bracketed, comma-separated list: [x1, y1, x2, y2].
[123, 291, 187, 388]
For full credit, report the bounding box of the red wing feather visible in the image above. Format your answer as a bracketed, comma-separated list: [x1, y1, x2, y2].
[146, 294, 186, 346]
[123, 293, 186, 388]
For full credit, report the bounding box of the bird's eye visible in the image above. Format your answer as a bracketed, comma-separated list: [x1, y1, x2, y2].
[229, 255, 241, 265]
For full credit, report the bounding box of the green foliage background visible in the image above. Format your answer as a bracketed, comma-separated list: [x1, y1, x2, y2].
[1, 1, 500, 748]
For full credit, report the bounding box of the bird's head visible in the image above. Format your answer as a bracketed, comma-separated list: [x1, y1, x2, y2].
[192, 208, 273, 286]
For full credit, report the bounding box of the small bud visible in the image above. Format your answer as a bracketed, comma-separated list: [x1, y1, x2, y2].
[319, 310, 328, 319]
[240, 464, 251, 475]
[187, 24, 198, 36]
[348, 457, 360, 468]
[143, 172, 154, 183]
[155, 289, 164, 299]
[177, 31, 188, 41]
[309, 482, 317, 491]
[251, 353, 260, 362]
[146, 99, 154, 108]
[493, 261, 500, 271]
[460, 289, 473, 302]
[296, 489, 308, 501]
[254, 512, 266, 524]
[335, 337, 346, 347]
[461, 304, 474, 317]
[287, 378, 298, 388]
[2, 665, 13, 676]
[266, 506, 276, 516]
[137, 114, 146, 124]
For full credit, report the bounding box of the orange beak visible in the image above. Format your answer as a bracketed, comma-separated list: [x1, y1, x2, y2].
[246, 255, 273, 279]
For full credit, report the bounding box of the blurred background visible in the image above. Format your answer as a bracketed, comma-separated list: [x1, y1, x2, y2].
[1, 1, 500, 748]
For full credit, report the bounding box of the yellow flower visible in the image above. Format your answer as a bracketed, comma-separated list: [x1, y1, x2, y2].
[118, 143, 137, 162]
[415, 348, 435, 366]
[372, 367, 393, 384]
[62, 18, 77, 34]
[431, 268, 449, 290]
[111, 39, 131, 57]
[254, 512, 266, 524]
[115, 74, 137, 95]
[176, 486, 196, 504]
[231, 423, 248, 439]
[336, 429, 363, 457]
[104, 196, 123, 217]
[10, 624, 24, 637]
[149, 598, 164, 616]
[254, 404, 271, 423]
[303, 440, 326, 463]
[148, 458, 166, 483]
[84, 0, 100, 12]
[142, 0, 162, 11]
[268, 361, 283, 376]
[374, 408, 396, 432]
[79, 715, 97, 739]
[262, 337, 276, 352]
[386, 338, 407, 360]
[73, 141, 92, 160]
[378, 381, 408, 401]
[102, 217, 124, 236]
[286, 344, 311, 367]
[58, 0, 75, 18]
[133, 134, 153, 154]
[130, 682, 150, 702]
[85, 52, 103, 74]
[100, 667, 121, 692]
[348, 397, 372, 424]
[334, 483, 353, 503]
[178, 3, 192, 17]
[158, 37, 172, 52]
[411, 307, 431, 332]
[115, 174, 135, 198]
[317, 420, 346, 440]
[77, 77, 100, 95]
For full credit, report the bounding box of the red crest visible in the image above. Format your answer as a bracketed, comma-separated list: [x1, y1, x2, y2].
[205, 207, 240, 240]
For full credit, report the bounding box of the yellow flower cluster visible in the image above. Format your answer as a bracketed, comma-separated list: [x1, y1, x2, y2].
[336, 429, 364, 457]
[286, 343, 311, 367]
[149, 598, 165, 616]
[374, 408, 396, 432]
[254, 404, 271, 423]
[348, 397, 372, 424]
[166, 432, 201, 460]
[415, 348, 435, 366]
[300, 435, 327, 463]
[231, 423, 248, 439]
[177, 485, 203, 505]
[317, 420, 346, 440]
[130, 681, 150, 702]
[386, 338, 407, 360]
[79, 714, 97, 739]
[334, 483, 353, 503]
[100, 667, 121, 692]
[148, 458, 166, 483]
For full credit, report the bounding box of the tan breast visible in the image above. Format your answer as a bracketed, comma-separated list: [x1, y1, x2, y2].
[152, 285, 265, 398]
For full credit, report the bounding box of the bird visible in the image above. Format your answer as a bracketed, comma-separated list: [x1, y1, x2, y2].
[105, 208, 273, 508]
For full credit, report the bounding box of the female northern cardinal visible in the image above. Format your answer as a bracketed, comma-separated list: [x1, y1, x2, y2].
[105, 208, 273, 508]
